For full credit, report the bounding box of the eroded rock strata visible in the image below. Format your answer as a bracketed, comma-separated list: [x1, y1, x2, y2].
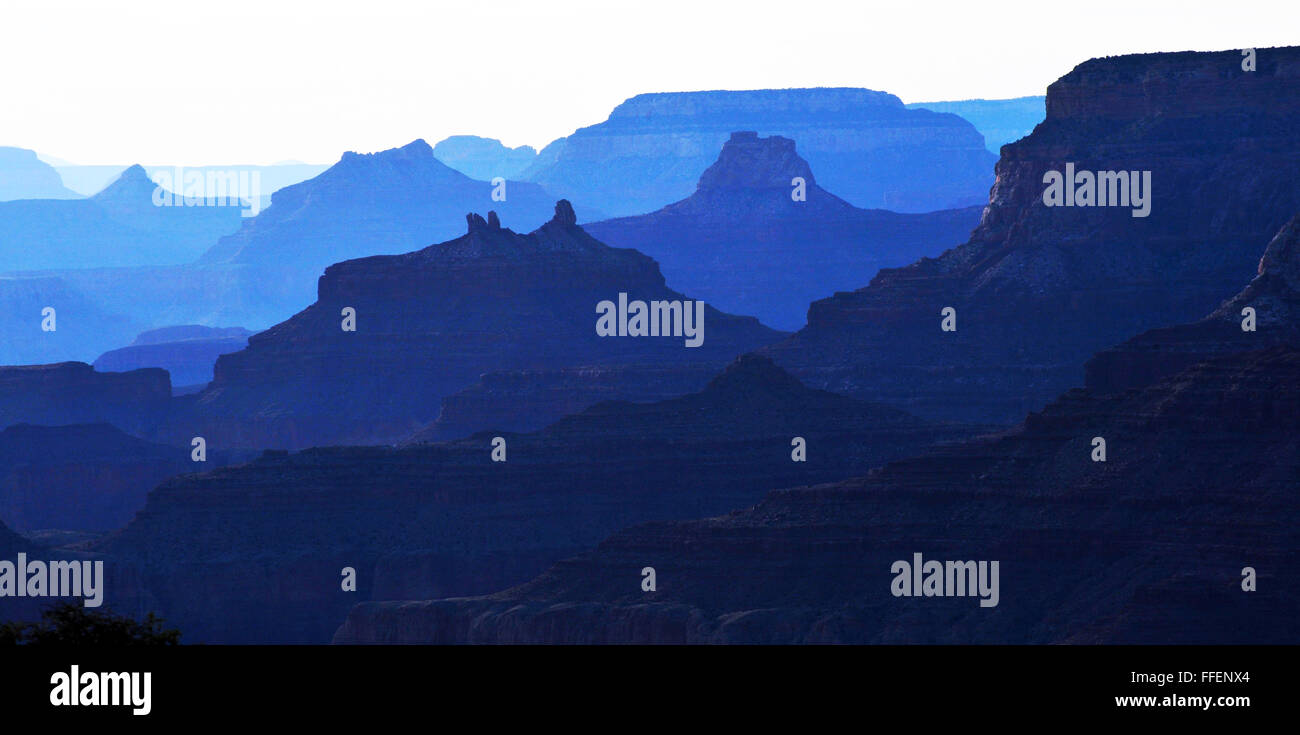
[93, 356, 976, 643]
[185, 201, 783, 449]
[586, 132, 982, 330]
[337, 347, 1300, 644]
[764, 47, 1300, 424]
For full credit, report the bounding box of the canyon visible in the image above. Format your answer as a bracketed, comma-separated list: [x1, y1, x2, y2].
[523, 88, 996, 216]
[92, 354, 978, 643]
[587, 131, 982, 330]
[761, 47, 1300, 425]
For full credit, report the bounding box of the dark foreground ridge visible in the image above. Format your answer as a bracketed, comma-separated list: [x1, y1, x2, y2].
[336, 345, 1300, 644]
[92, 355, 976, 643]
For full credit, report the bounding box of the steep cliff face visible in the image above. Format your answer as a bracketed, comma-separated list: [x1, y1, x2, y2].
[0, 147, 80, 201]
[1086, 214, 1300, 393]
[587, 132, 983, 330]
[93, 355, 977, 643]
[0, 362, 170, 436]
[0, 423, 195, 532]
[524, 88, 996, 215]
[183, 202, 783, 449]
[763, 47, 1300, 424]
[337, 347, 1300, 645]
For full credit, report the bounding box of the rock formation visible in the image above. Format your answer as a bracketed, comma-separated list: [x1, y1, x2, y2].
[0, 362, 170, 436]
[195, 139, 571, 328]
[0, 165, 244, 271]
[184, 201, 784, 449]
[432, 135, 539, 181]
[587, 131, 983, 330]
[0, 140, 583, 367]
[93, 355, 977, 642]
[93, 325, 253, 392]
[522, 88, 996, 215]
[336, 346, 1300, 644]
[0, 147, 80, 201]
[905, 96, 1046, 153]
[763, 47, 1300, 424]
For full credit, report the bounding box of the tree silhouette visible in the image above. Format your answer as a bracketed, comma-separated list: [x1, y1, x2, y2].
[0, 602, 180, 645]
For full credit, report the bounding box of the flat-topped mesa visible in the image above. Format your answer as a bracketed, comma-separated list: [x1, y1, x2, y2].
[0, 362, 171, 435]
[585, 132, 981, 331]
[431, 130, 979, 438]
[639, 133, 854, 221]
[524, 87, 995, 215]
[1086, 214, 1300, 394]
[606, 88, 906, 121]
[696, 132, 816, 191]
[93, 325, 254, 390]
[193, 204, 782, 449]
[766, 46, 1300, 425]
[1045, 48, 1300, 121]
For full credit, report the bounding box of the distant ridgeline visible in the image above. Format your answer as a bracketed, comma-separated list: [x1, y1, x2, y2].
[0, 141, 565, 365]
[334, 50, 1300, 646]
[587, 131, 982, 330]
[521, 88, 996, 216]
[904, 96, 1046, 153]
[0, 87, 998, 367]
[166, 201, 784, 449]
[0, 147, 80, 201]
[93, 326, 253, 392]
[0, 164, 243, 271]
[90, 354, 979, 643]
[1, 48, 1298, 651]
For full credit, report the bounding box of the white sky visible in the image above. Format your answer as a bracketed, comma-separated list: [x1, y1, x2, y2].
[1, 0, 1295, 166]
